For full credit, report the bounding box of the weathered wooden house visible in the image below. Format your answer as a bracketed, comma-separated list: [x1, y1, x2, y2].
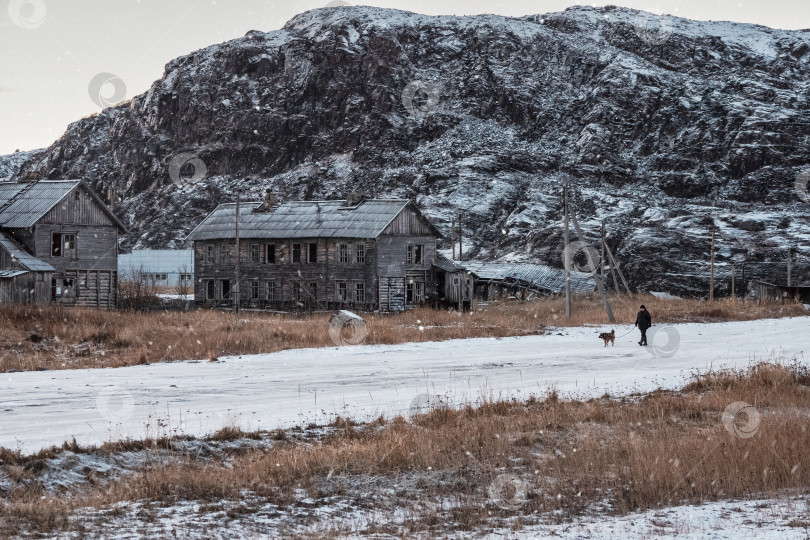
[0, 180, 127, 307]
[187, 193, 449, 311]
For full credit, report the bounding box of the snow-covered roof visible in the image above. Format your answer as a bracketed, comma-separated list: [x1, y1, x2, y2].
[0, 232, 54, 272]
[460, 260, 596, 294]
[187, 199, 440, 240]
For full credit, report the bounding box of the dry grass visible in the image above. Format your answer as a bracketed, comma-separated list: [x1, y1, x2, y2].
[1, 362, 808, 537]
[0, 294, 803, 373]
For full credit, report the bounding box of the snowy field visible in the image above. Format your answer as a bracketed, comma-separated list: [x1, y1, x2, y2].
[1, 316, 807, 454]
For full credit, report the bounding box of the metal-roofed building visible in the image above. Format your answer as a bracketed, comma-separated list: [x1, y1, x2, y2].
[0, 179, 127, 307]
[118, 249, 194, 287]
[186, 192, 442, 311]
[459, 260, 596, 300]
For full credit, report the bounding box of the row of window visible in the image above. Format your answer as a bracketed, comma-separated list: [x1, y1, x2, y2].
[202, 242, 428, 265]
[204, 280, 367, 302]
[140, 273, 192, 283]
[204, 242, 367, 265]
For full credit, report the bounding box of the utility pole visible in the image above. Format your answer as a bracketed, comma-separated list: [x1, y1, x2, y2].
[564, 180, 571, 318]
[451, 217, 456, 260]
[787, 246, 793, 287]
[731, 264, 735, 299]
[569, 205, 615, 323]
[709, 229, 715, 301]
[458, 212, 462, 261]
[601, 220, 606, 288]
[234, 190, 241, 314]
[741, 262, 746, 303]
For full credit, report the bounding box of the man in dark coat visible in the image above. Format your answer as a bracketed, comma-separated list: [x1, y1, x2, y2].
[635, 305, 652, 346]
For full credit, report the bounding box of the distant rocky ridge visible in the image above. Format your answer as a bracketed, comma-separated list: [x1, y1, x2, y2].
[5, 5, 810, 295]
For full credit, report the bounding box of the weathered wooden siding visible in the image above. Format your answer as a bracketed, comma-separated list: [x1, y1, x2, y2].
[376, 235, 437, 309]
[380, 206, 435, 236]
[0, 271, 52, 304]
[31, 223, 118, 308]
[41, 185, 115, 227]
[194, 238, 378, 310]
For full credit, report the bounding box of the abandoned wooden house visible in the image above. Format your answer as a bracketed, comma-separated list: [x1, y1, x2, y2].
[0, 180, 127, 307]
[187, 193, 457, 311]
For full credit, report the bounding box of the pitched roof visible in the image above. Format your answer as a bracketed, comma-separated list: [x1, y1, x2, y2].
[459, 260, 596, 294]
[187, 199, 438, 240]
[433, 252, 466, 273]
[0, 232, 55, 272]
[0, 180, 127, 231]
[0, 269, 29, 279]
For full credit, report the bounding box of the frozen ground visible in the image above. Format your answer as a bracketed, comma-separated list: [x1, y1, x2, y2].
[60, 492, 810, 539]
[1, 317, 807, 454]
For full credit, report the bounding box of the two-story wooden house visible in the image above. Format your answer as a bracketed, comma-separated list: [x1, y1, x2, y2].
[186, 193, 443, 311]
[0, 180, 127, 307]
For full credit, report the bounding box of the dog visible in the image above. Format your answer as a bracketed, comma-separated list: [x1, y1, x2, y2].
[598, 329, 615, 347]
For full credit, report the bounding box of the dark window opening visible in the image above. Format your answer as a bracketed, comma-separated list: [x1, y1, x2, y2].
[51, 234, 62, 257]
[206, 281, 215, 300]
[220, 280, 231, 300]
[406, 282, 414, 303]
[338, 243, 349, 263]
[266, 244, 276, 264]
[292, 243, 301, 263]
[308, 243, 317, 263]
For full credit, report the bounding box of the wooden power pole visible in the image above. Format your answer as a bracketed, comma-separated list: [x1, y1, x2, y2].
[709, 229, 715, 301]
[451, 218, 456, 260]
[568, 204, 615, 323]
[234, 190, 241, 314]
[564, 181, 571, 318]
[788, 246, 793, 287]
[458, 212, 462, 261]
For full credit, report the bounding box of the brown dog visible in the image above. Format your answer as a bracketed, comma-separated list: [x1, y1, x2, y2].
[598, 329, 615, 347]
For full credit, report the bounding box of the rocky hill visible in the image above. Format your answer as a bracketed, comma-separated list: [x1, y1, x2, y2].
[6, 5, 810, 295]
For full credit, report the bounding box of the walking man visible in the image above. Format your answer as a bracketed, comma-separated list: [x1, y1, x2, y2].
[635, 305, 652, 346]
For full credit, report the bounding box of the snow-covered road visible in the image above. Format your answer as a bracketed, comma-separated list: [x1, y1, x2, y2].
[1, 317, 807, 453]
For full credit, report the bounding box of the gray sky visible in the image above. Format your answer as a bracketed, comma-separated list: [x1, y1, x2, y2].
[1, 0, 809, 155]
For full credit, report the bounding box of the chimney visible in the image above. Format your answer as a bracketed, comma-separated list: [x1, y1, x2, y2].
[254, 189, 278, 213]
[345, 191, 364, 207]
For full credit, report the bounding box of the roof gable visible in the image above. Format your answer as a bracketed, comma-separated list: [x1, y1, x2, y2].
[187, 199, 438, 241]
[0, 180, 127, 232]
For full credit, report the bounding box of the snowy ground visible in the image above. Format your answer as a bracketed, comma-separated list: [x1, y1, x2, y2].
[59, 492, 810, 539]
[1, 317, 807, 454]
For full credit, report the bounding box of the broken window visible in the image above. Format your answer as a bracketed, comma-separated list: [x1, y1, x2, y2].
[336, 281, 347, 302]
[250, 244, 259, 263]
[338, 243, 349, 263]
[266, 244, 276, 264]
[355, 283, 365, 303]
[292, 243, 301, 263]
[355, 243, 365, 264]
[206, 280, 215, 300]
[52, 233, 62, 257]
[308, 243, 317, 263]
[407, 244, 423, 265]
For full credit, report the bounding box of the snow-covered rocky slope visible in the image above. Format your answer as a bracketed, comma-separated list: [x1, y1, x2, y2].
[6, 5, 810, 294]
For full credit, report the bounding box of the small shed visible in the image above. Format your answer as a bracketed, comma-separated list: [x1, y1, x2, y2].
[432, 253, 474, 310]
[755, 281, 810, 304]
[0, 232, 54, 303]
